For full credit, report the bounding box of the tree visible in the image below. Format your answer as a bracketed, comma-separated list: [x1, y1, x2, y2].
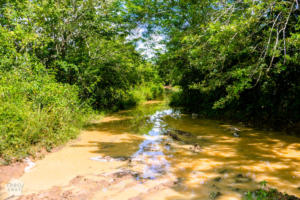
[124, 0, 300, 127]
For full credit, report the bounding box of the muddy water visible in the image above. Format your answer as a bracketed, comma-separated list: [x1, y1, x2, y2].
[5, 100, 300, 200]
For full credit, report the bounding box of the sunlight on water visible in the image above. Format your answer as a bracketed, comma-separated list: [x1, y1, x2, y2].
[94, 100, 300, 199]
[15, 100, 300, 200]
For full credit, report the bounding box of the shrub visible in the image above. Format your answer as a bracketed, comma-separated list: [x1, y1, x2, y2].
[0, 67, 89, 163]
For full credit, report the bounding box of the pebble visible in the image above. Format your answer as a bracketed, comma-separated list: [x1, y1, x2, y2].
[233, 132, 240, 137]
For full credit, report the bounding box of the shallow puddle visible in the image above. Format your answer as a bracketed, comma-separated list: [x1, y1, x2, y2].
[4, 100, 300, 200]
[86, 100, 300, 199]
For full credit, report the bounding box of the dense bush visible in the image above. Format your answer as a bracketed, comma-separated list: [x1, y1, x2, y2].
[0, 0, 163, 110]
[124, 0, 300, 128]
[0, 67, 89, 162]
[0, 0, 163, 162]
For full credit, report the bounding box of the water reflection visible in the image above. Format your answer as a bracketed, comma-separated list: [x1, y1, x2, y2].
[87, 100, 300, 199]
[130, 110, 176, 179]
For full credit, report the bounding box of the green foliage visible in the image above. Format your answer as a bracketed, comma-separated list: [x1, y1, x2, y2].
[125, 83, 164, 107]
[0, 67, 89, 162]
[125, 0, 300, 128]
[0, 0, 163, 162]
[244, 181, 299, 200]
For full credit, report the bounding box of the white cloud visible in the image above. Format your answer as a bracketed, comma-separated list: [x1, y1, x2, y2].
[127, 27, 166, 59]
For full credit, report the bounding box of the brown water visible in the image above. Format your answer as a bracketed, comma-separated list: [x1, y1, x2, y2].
[5, 100, 300, 200]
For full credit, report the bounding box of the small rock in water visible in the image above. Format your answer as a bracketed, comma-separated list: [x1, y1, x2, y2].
[193, 144, 202, 153]
[209, 191, 222, 200]
[233, 132, 240, 137]
[189, 144, 201, 153]
[213, 177, 222, 182]
[174, 129, 193, 137]
[236, 174, 244, 178]
[235, 174, 252, 183]
[232, 127, 241, 132]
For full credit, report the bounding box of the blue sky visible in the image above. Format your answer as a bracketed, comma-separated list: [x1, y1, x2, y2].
[127, 26, 166, 59]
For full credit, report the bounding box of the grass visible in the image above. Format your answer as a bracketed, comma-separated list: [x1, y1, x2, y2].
[244, 181, 300, 200]
[0, 68, 92, 164]
[0, 68, 163, 164]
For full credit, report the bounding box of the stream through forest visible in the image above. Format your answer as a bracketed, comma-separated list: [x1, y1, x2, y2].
[2, 100, 300, 200]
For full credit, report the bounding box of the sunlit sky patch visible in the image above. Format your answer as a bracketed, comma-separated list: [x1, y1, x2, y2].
[127, 26, 166, 59]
